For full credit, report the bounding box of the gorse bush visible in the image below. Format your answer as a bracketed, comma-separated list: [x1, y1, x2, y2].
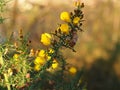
[0, 0, 86, 90]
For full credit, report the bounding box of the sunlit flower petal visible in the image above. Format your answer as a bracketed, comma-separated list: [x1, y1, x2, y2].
[38, 49, 46, 57]
[52, 60, 58, 69]
[60, 24, 69, 34]
[73, 17, 80, 24]
[60, 12, 71, 22]
[34, 57, 45, 65]
[34, 65, 41, 71]
[41, 33, 52, 46]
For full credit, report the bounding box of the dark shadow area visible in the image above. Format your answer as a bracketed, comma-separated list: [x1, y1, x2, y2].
[84, 42, 120, 90]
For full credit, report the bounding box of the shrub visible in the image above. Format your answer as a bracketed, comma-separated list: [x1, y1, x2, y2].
[0, 0, 86, 90]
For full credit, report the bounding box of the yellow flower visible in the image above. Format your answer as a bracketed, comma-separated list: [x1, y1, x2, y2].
[60, 12, 71, 22]
[60, 24, 69, 34]
[41, 33, 52, 46]
[34, 57, 45, 65]
[73, 17, 80, 24]
[69, 66, 77, 74]
[52, 60, 58, 69]
[46, 48, 54, 61]
[45, 55, 51, 60]
[74, 0, 80, 6]
[34, 64, 41, 71]
[45, 54, 51, 60]
[38, 50, 45, 57]
[13, 54, 19, 60]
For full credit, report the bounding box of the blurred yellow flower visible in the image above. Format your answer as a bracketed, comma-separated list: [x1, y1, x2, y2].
[73, 17, 80, 24]
[60, 12, 71, 22]
[34, 64, 41, 71]
[60, 24, 69, 34]
[34, 57, 45, 65]
[52, 60, 58, 69]
[41, 33, 52, 46]
[38, 49, 45, 57]
[69, 66, 77, 74]
[13, 54, 19, 59]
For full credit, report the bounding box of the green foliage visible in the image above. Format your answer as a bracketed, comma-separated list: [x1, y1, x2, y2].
[0, 30, 32, 89]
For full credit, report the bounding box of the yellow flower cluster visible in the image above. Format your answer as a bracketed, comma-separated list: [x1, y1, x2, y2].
[38, 2, 81, 73]
[59, 11, 80, 35]
[41, 33, 52, 46]
[34, 48, 58, 71]
[59, 12, 70, 34]
[41, 10, 81, 46]
[34, 50, 46, 71]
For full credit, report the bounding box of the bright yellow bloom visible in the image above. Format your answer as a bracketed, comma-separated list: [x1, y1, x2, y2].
[47, 55, 51, 60]
[60, 12, 71, 22]
[60, 24, 69, 34]
[52, 60, 58, 69]
[34, 57, 45, 65]
[69, 66, 77, 74]
[38, 50, 45, 57]
[34, 64, 41, 71]
[73, 17, 80, 24]
[41, 33, 52, 46]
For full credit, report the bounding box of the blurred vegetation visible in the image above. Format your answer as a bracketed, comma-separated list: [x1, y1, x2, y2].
[0, 0, 7, 24]
[0, 0, 120, 90]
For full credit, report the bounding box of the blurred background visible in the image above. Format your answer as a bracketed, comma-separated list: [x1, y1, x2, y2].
[0, 0, 120, 90]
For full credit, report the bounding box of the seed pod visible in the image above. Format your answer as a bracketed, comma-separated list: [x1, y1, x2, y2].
[29, 49, 35, 57]
[12, 69, 18, 75]
[35, 50, 40, 56]
[14, 42, 18, 49]
[27, 40, 31, 46]
[19, 29, 23, 39]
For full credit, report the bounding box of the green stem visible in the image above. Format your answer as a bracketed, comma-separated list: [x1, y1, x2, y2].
[4, 73, 11, 90]
[0, 52, 4, 65]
